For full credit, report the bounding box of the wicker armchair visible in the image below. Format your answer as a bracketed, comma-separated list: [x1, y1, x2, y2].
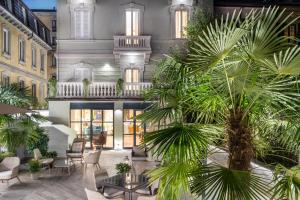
[0, 157, 21, 185]
[66, 138, 86, 163]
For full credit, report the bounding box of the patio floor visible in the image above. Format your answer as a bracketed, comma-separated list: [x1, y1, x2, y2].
[0, 150, 156, 200]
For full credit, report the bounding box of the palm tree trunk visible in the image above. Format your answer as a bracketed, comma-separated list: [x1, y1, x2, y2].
[227, 108, 254, 171]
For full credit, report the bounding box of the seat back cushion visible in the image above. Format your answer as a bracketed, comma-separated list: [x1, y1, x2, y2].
[1, 157, 20, 170]
[34, 149, 43, 160]
[72, 142, 83, 153]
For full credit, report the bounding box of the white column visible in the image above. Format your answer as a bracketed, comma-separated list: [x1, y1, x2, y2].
[114, 101, 123, 150]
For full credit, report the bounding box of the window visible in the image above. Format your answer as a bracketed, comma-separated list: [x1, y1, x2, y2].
[34, 19, 38, 32]
[32, 47, 36, 68]
[74, 9, 91, 39]
[52, 55, 56, 66]
[19, 79, 25, 89]
[19, 38, 25, 62]
[31, 83, 37, 97]
[22, 7, 27, 24]
[40, 53, 45, 72]
[1, 74, 10, 87]
[52, 36, 57, 46]
[42, 28, 46, 40]
[70, 109, 114, 148]
[175, 10, 188, 38]
[52, 20, 57, 32]
[126, 10, 139, 36]
[125, 69, 140, 83]
[3, 28, 10, 55]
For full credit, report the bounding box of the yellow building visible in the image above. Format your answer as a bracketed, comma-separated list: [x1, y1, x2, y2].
[33, 8, 57, 80]
[0, 0, 52, 105]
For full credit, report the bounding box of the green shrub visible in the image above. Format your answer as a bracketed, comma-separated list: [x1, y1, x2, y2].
[27, 129, 49, 156]
[28, 160, 41, 173]
[45, 151, 57, 158]
[116, 163, 131, 174]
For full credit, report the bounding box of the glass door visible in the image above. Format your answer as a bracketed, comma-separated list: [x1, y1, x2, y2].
[70, 109, 114, 149]
[123, 109, 145, 148]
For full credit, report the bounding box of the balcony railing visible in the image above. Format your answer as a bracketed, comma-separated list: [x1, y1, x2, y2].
[56, 82, 152, 98]
[113, 35, 151, 51]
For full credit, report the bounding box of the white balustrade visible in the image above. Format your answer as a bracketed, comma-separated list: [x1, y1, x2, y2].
[56, 82, 152, 98]
[114, 35, 151, 51]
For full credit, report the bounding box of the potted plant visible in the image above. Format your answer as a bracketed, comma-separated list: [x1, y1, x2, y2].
[28, 160, 41, 180]
[48, 77, 57, 98]
[82, 78, 90, 97]
[116, 78, 124, 96]
[116, 162, 131, 174]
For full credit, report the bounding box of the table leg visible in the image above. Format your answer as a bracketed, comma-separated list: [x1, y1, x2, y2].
[129, 191, 132, 200]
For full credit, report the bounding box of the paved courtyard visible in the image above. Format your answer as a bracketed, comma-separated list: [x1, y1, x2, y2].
[0, 150, 156, 200]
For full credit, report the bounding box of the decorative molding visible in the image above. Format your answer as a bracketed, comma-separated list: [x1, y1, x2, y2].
[0, 61, 47, 83]
[0, 6, 52, 50]
[72, 61, 94, 81]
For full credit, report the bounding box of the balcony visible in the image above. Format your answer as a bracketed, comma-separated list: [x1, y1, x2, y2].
[56, 82, 152, 98]
[113, 35, 152, 63]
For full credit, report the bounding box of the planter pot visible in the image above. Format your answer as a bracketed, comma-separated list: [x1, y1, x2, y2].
[31, 172, 40, 180]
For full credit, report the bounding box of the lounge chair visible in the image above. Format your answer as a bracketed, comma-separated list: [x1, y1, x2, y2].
[33, 149, 54, 172]
[0, 157, 21, 185]
[66, 138, 86, 163]
[83, 150, 101, 172]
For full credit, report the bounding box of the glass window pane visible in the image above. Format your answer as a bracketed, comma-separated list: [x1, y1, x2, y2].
[71, 110, 81, 121]
[125, 69, 132, 83]
[132, 11, 139, 36]
[175, 11, 181, 38]
[82, 109, 91, 121]
[182, 10, 188, 37]
[124, 122, 135, 135]
[103, 110, 113, 122]
[93, 110, 102, 122]
[82, 121, 91, 147]
[126, 10, 132, 36]
[124, 135, 134, 148]
[92, 122, 103, 135]
[105, 135, 114, 148]
[132, 69, 139, 83]
[103, 123, 114, 136]
[124, 109, 134, 121]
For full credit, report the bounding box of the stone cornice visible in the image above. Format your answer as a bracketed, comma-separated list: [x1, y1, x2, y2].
[0, 61, 47, 83]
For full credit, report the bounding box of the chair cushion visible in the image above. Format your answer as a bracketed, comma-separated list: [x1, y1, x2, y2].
[0, 170, 13, 179]
[67, 153, 82, 158]
[137, 195, 157, 200]
[39, 158, 54, 165]
[72, 142, 83, 152]
[0, 165, 9, 172]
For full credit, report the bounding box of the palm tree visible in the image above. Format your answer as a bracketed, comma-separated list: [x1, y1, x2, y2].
[141, 7, 300, 200]
[0, 84, 46, 154]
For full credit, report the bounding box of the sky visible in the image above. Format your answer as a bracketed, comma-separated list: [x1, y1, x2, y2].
[23, 0, 56, 9]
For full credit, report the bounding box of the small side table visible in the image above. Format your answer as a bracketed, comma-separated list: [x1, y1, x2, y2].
[54, 159, 75, 176]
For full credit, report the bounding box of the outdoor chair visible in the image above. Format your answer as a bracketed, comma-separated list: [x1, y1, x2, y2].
[33, 149, 54, 172]
[66, 138, 86, 163]
[83, 150, 101, 173]
[92, 131, 107, 149]
[132, 146, 148, 161]
[0, 157, 21, 185]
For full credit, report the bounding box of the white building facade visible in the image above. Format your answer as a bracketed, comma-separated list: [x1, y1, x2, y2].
[49, 0, 212, 149]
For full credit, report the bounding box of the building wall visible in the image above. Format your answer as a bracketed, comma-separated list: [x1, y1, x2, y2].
[33, 10, 57, 80]
[0, 17, 48, 103]
[56, 0, 194, 83]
